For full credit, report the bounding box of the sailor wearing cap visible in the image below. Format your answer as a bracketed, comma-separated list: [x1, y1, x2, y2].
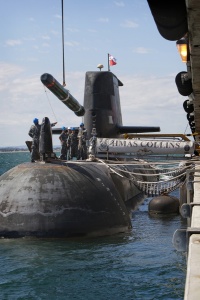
[77, 122, 88, 160]
[28, 118, 57, 162]
[28, 118, 41, 162]
[67, 127, 78, 160]
[59, 126, 68, 160]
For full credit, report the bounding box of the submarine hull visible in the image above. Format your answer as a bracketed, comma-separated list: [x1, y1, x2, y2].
[0, 161, 135, 237]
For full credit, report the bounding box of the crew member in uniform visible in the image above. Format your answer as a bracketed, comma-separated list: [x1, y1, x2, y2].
[67, 127, 78, 160]
[28, 118, 57, 162]
[77, 122, 88, 160]
[28, 118, 41, 162]
[59, 126, 68, 160]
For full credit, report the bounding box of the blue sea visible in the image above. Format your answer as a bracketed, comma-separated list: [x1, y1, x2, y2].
[0, 152, 186, 299]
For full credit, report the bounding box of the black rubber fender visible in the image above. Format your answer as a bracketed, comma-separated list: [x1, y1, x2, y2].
[147, 0, 188, 41]
[187, 113, 194, 123]
[175, 72, 193, 96]
[183, 100, 194, 113]
[148, 195, 180, 214]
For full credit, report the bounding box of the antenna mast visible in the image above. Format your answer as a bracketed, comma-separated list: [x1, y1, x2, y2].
[61, 0, 66, 86]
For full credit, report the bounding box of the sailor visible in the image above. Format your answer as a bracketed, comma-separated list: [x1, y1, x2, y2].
[77, 122, 88, 160]
[28, 118, 57, 162]
[67, 127, 78, 160]
[28, 118, 41, 162]
[59, 126, 68, 160]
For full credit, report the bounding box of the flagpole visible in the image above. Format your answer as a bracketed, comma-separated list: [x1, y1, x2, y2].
[108, 53, 110, 71]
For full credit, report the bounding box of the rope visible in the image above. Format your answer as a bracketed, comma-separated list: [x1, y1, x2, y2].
[184, 122, 189, 135]
[136, 171, 186, 184]
[134, 172, 186, 197]
[97, 158, 124, 177]
[109, 164, 191, 177]
[95, 158, 193, 197]
[43, 86, 58, 122]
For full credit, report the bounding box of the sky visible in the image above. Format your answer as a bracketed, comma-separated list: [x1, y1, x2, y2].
[0, 0, 188, 147]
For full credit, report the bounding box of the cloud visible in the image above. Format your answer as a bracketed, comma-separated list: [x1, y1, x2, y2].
[97, 18, 109, 23]
[120, 20, 139, 28]
[65, 41, 80, 47]
[0, 62, 24, 85]
[114, 1, 125, 7]
[66, 27, 80, 33]
[120, 74, 181, 109]
[42, 35, 50, 40]
[23, 37, 36, 42]
[42, 43, 50, 47]
[26, 57, 38, 62]
[54, 14, 61, 19]
[88, 29, 97, 33]
[5, 39, 22, 47]
[51, 30, 59, 36]
[0, 67, 85, 146]
[119, 74, 186, 132]
[133, 47, 150, 54]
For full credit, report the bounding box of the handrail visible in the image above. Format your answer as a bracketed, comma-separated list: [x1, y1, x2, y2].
[123, 133, 191, 141]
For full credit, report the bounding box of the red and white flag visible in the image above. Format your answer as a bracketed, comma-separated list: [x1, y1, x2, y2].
[109, 54, 117, 66]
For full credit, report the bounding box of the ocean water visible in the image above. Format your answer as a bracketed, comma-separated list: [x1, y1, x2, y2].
[0, 152, 186, 299]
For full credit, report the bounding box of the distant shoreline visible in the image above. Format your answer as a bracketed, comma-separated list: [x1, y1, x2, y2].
[0, 147, 60, 153]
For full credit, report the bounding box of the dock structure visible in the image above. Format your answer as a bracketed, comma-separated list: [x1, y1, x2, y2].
[183, 164, 200, 300]
[144, 2, 200, 293]
[146, 1, 200, 298]
[172, 161, 200, 299]
[146, 0, 200, 143]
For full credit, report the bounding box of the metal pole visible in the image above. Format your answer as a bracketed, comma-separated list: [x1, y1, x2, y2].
[108, 53, 110, 71]
[61, 0, 66, 86]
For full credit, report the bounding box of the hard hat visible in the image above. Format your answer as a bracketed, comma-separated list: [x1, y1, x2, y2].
[62, 126, 66, 130]
[71, 127, 75, 131]
[33, 118, 39, 124]
[68, 127, 71, 130]
[80, 122, 84, 126]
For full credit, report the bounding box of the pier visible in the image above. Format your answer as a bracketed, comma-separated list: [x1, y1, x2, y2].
[180, 162, 200, 300]
[172, 160, 200, 299]
[146, 1, 200, 298]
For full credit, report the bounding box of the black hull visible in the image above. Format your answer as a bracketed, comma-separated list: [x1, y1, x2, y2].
[0, 161, 136, 237]
[0, 160, 155, 237]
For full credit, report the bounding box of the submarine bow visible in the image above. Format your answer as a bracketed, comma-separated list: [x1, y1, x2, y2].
[0, 162, 133, 237]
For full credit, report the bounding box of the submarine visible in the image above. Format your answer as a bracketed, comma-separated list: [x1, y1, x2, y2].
[0, 70, 160, 238]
